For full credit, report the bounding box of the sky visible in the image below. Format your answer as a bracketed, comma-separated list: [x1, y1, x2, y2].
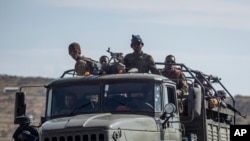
[1, 0, 250, 96]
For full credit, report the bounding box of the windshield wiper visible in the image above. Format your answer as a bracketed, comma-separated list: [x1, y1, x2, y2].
[68, 102, 91, 116]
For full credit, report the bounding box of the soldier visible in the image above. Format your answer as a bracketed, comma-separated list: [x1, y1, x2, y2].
[99, 55, 111, 74]
[99, 55, 125, 74]
[99, 55, 109, 64]
[56, 93, 77, 115]
[161, 55, 189, 114]
[194, 72, 222, 109]
[68, 42, 94, 75]
[194, 72, 213, 97]
[123, 34, 160, 74]
[161, 55, 189, 96]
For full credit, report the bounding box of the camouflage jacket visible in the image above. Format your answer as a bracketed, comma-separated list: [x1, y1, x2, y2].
[100, 63, 126, 75]
[123, 52, 160, 74]
[161, 68, 189, 95]
[75, 58, 89, 75]
[75, 56, 98, 75]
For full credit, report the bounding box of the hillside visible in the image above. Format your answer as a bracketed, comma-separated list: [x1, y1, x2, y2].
[0, 75, 53, 141]
[233, 95, 250, 124]
[0, 74, 249, 141]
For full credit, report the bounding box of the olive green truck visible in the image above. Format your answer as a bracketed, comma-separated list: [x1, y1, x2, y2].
[13, 64, 239, 141]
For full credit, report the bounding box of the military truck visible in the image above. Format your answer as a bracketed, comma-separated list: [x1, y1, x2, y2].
[12, 62, 242, 141]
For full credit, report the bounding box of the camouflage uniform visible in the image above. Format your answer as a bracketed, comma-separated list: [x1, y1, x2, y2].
[161, 68, 189, 95]
[75, 56, 93, 75]
[68, 42, 96, 75]
[99, 55, 125, 74]
[195, 73, 213, 96]
[124, 52, 159, 74]
[161, 54, 189, 114]
[194, 73, 220, 109]
[124, 34, 160, 74]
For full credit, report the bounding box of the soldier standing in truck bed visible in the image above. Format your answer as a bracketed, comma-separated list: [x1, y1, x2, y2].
[68, 42, 95, 75]
[99, 55, 111, 75]
[161, 55, 189, 96]
[123, 34, 160, 74]
[161, 55, 189, 114]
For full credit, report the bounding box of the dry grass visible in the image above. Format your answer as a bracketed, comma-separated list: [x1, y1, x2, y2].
[0, 75, 52, 141]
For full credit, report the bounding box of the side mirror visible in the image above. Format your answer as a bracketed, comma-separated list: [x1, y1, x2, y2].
[14, 92, 32, 125]
[15, 92, 26, 117]
[160, 103, 176, 129]
[164, 103, 176, 114]
[160, 103, 176, 120]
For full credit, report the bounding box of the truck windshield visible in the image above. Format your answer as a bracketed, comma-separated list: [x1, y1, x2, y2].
[50, 82, 161, 117]
[51, 84, 100, 116]
[103, 82, 161, 112]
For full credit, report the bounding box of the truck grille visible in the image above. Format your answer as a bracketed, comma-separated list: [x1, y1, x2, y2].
[43, 131, 106, 141]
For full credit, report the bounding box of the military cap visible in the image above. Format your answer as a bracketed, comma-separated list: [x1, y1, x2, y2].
[165, 54, 176, 63]
[131, 34, 144, 45]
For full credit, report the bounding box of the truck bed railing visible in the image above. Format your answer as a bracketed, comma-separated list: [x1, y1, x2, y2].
[155, 62, 240, 124]
[60, 69, 76, 78]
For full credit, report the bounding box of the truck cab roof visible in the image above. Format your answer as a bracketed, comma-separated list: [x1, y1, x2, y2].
[46, 73, 175, 87]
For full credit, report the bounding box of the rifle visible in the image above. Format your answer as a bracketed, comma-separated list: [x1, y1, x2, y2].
[206, 93, 247, 119]
[106, 47, 123, 63]
[215, 94, 247, 119]
[224, 102, 247, 119]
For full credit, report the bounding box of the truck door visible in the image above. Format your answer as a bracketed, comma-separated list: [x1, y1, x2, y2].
[162, 85, 182, 140]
